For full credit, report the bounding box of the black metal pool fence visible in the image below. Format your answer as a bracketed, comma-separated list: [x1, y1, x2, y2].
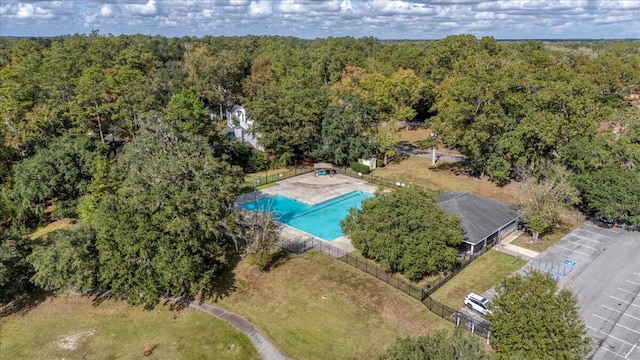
[243, 167, 314, 190]
[279, 237, 493, 342]
[242, 166, 418, 192]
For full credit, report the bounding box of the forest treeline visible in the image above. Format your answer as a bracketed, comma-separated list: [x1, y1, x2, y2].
[2, 33, 639, 225]
[1, 33, 639, 305]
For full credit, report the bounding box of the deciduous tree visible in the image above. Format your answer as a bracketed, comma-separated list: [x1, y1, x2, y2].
[28, 224, 98, 292]
[380, 328, 487, 360]
[488, 271, 591, 360]
[342, 187, 463, 281]
[516, 162, 579, 240]
[10, 134, 101, 225]
[164, 87, 211, 135]
[575, 166, 640, 225]
[242, 210, 281, 271]
[0, 225, 34, 304]
[317, 97, 378, 165]
[93, 119, 243, 307]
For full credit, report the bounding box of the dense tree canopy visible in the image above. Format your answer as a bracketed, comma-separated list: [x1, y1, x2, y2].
[488, 271, 591, 360]
[27, 224, 98, 293]
[317, 97, 378, 165]
[2, 33, 640, 307]
[10, 133, 101, 224]
[574, 166, 640, 225]
[92, 120, 243, 307]
[0, 225, 34, 304]
[342, 187, 464, 281]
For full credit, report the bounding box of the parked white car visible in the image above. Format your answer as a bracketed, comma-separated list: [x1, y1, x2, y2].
[464, 293, 493, 315]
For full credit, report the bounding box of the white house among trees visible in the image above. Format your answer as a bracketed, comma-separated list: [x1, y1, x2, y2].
[225, 105, 263, 150]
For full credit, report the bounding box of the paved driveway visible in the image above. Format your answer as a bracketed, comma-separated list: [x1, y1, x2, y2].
[530, 221, 640, 360]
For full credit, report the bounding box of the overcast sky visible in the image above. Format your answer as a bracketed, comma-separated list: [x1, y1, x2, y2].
[1, 0, 640, 40]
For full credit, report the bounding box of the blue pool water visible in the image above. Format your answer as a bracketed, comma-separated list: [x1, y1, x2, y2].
[241, 191, 373, 241]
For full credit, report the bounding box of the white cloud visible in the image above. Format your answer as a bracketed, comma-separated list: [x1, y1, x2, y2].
[248, 0, 273, 17]
[125, 0, 158, 16]
[100, 5, 114, 17]
[597, 0, 640, 10]
[366, 0, 434, 15]
[1, 0, 639, 39]
[15, 2, 68, 20]
[278, 0, 343, 14]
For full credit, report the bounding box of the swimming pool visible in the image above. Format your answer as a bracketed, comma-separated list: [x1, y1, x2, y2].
[241, 191, 373, 241]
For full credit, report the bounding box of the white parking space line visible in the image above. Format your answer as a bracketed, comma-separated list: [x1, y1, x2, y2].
[564, 238, 599, 251]
[599, 346, 628, 359]
[609, 296, 640, 308]
[570, 232, 606, 245]
[587, 324, 639, 348]
[627, 280, 640, 287]
[574, 229, 607, 243]
[634, 273, 640, 277]
[552, 243, 592, 257]
[626, 340, 639, 359]
[619, 288, 638, 295]
[602, 305, 640, 322]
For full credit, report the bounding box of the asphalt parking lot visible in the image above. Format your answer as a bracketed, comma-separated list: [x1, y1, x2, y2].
[456, 221, 640, 359]
[527, 221, 640, 360]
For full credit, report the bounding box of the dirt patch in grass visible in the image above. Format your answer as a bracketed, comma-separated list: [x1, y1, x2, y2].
[0, 294, 259, 360]
[212, 251, 452, 360]
[430, 250, 527, 310]
[54, 329, 95, 351]
[30, 218, 76, 240]
[374, 156, 518, 205]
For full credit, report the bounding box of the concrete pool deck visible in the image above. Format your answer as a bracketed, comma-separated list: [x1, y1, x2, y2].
[235, 173, 378, 252]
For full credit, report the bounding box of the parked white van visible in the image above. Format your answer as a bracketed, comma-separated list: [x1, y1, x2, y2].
[464, 293, 493, 315]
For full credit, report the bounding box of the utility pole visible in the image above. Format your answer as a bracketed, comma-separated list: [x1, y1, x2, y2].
[430, 132, 438, 165]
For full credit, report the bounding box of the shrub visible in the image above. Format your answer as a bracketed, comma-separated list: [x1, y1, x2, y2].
[350, 162, 370, 174]
[376, 159, 385, 168]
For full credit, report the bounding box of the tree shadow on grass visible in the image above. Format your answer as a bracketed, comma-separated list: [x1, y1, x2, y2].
[197, 248, 242, 304]
[89, 289, 116, 307]
[389, 153, 410, 164]
[0, 289, 49, 318]
[263, 248, 291, 272]
[429, 162, 469, 176]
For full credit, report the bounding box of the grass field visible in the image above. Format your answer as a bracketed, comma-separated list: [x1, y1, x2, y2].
[212, 251, 453, 359]
[374, 156, 518, 205]
[0, 294, 259, 360]
[430, 250, 527, 310]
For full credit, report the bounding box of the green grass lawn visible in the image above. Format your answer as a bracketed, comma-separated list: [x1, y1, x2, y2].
[0, 294, 259, 360]
[430, 250, 527, 310]
[212, 251, 453, 360]
[373, 156, 518, 205]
